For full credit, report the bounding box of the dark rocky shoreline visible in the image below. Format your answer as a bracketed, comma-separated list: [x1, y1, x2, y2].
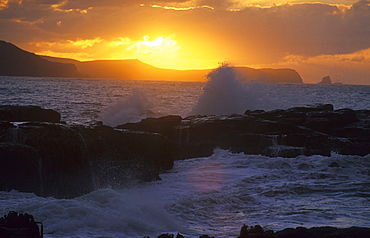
[0, 105, 173, 198]
[2, 211, 369, 238]
[118, 103, 370, 159]
[152, 225, 370, 238]
[1, 104, 370, 198]
[1, 105, 370, 237]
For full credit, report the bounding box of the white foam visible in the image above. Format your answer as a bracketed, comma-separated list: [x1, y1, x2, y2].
[0, 188, 187, 238]
[1, 151, 369, 237]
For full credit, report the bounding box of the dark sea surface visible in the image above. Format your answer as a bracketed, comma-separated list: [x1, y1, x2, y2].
[0, 75, 369, 237]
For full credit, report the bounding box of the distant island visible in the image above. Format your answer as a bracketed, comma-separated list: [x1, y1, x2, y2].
[317, 76, 343, 85]
[317, 76, 332, 85]
[0, 40, 303, 83]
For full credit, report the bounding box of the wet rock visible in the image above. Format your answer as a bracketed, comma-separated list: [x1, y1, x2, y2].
[118, 104, 370, 158]
[199, 235, 214, 238]
[0, 105, 61, 122]
[0, 122, 93, 198]
[75, 125, 173, 188]
[0, 143, 41, 194]
[328, 161, 340, 167]
[2, 104, 369, 197]
[176, 233, 185, 238]
[0, 120, 173, 198]
[238, 225, 370, 238]
[239, 225, 267, 238]
[274, 226, 370, 238]
[0, 211, 42, 238]
[262, 146, 306, 158]
[157, 234, 174, 238]
[118, 115, 182, 139]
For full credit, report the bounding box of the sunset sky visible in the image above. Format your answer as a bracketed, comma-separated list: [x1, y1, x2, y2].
[0, 0, 369, 84]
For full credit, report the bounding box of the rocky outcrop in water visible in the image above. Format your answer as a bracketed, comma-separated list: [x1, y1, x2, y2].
[0, 211, 42, 238]
[237, 225, 370, 238]
[149, 225, 370, 238]
[0, 106, 173, 198]
[118, 104, 370, 159]
[318, 76, 332, 84]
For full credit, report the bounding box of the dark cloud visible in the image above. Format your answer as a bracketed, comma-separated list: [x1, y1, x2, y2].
[174, 1, 370, 63]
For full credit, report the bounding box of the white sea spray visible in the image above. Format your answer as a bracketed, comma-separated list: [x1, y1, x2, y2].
[189, 64, 274, 115]
[99, 89, 154, 126]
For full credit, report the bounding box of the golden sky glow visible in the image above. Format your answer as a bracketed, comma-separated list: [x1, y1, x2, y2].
[0, 0, 369, 84]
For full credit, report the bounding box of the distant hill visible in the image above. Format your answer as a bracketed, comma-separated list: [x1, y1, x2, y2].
[0, 40, 83, 78]
[42, 56, 209, 81]
[44, 56, 303, 83]
[0, 40, 303, 83]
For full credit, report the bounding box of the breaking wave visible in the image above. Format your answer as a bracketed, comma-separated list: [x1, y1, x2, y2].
[189, 64, 273, 115]
[100, 89, 155, 127]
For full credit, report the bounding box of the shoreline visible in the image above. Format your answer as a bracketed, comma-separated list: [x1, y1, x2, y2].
[151, 225, 370, 238]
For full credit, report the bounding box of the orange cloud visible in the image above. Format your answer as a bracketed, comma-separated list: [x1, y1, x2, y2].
[149, 4, 214, 11]
[51, 1, 93, 14]
[0, 0, 369, 83]
[0, 0, 9, 10]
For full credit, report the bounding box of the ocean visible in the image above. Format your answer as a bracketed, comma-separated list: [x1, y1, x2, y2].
[0, 71, 370, 237]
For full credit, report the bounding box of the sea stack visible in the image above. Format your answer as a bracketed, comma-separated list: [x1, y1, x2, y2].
[318, 76, 332, 84]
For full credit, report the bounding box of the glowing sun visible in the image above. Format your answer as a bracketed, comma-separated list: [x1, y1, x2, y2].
[131, 35, 180, 56]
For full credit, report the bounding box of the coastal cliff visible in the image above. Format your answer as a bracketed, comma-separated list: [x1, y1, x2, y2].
[0, 40, 83, 78]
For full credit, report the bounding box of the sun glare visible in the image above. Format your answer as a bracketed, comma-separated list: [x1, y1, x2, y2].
[124, 35, 192, 69]
[31, 35, 220, 70]
[142, 36, 163, 47]
[130, 35, 180, 55]
[123, 35, 219, 70]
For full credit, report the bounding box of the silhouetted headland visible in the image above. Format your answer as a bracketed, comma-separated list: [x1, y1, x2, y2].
[0, 40, 83, 78]
[0, 40, 303, 83]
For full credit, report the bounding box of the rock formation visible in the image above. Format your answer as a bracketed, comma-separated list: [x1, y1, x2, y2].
[151, 224, 370, 238]
[0, 211, 42, 238]
[237, 224, 370, 238]
[0, 106, 173, 198]
[118, 104, 370, 159]
[0, 105, 61, 122]
[1, 104, 369, 197]
[318, 76, 332, 84]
